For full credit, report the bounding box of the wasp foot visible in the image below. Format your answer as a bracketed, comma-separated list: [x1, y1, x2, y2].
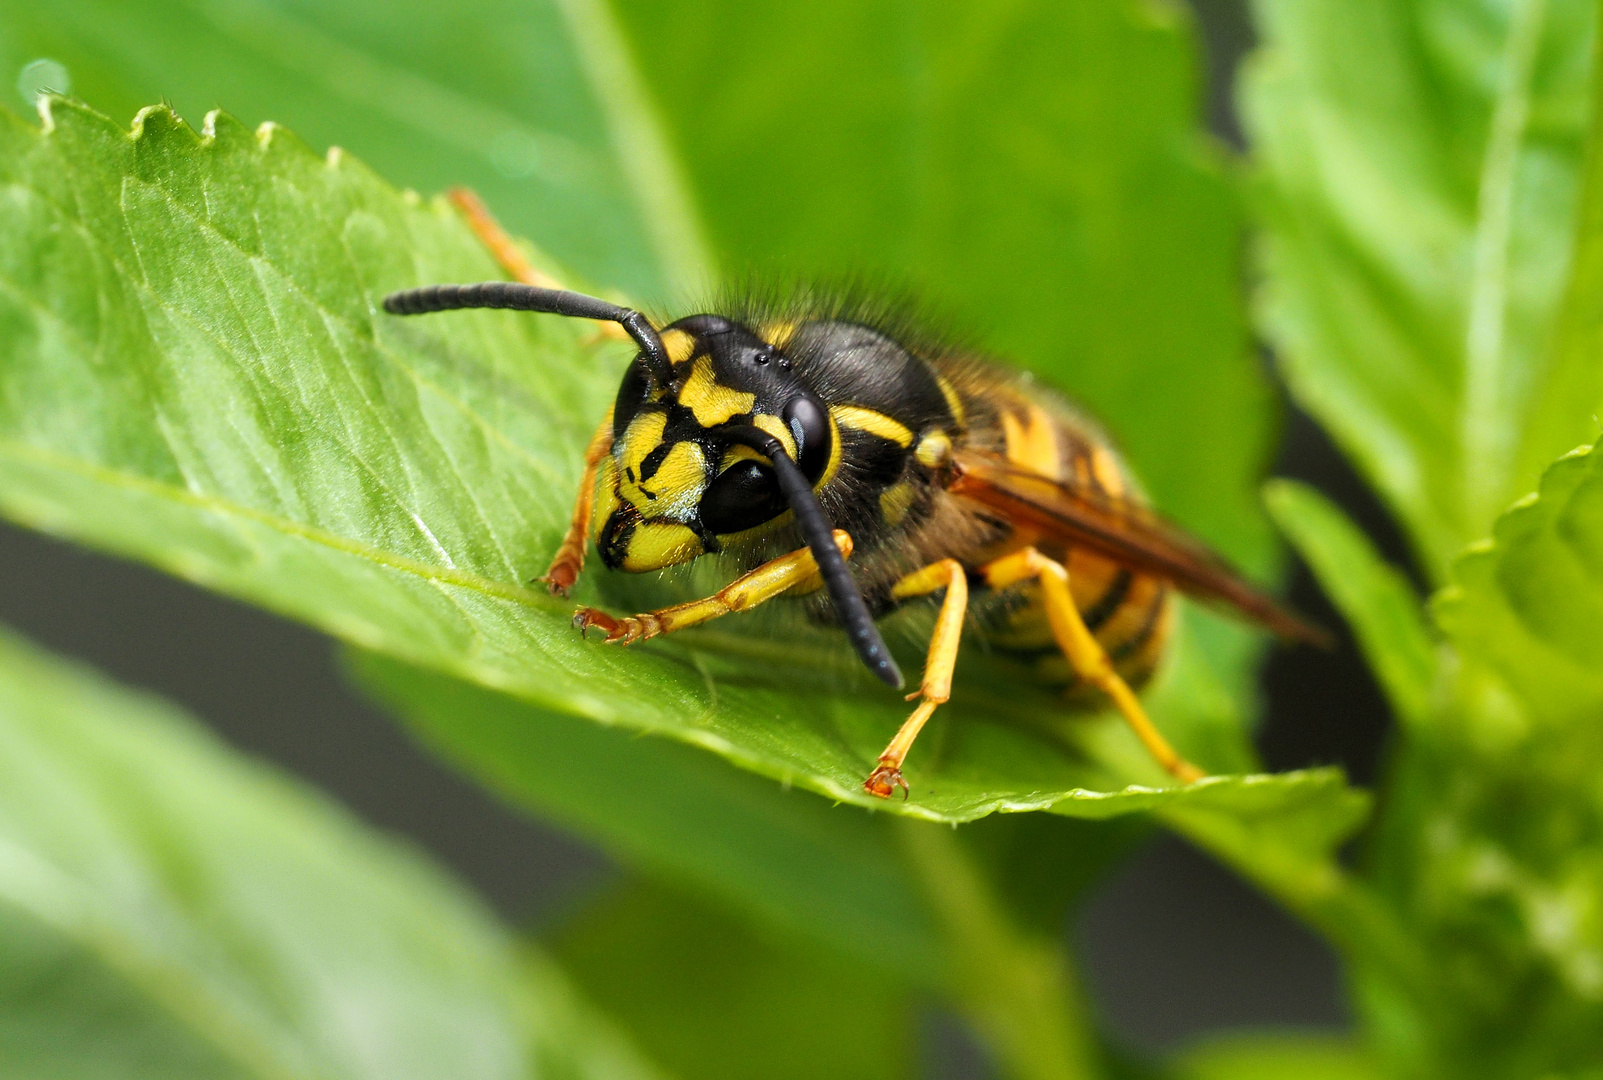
[863, 762, 910, 801]
[540, 554, 583, 597]
[572, 607, 663, 644]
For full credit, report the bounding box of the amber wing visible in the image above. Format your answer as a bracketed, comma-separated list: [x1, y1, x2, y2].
[948, 449, 1329, 646]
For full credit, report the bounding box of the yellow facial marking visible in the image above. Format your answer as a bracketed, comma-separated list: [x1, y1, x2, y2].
[1001, 406, 1060, 478]
[615, 411, 707, 516]
[720, 443, 766, 469]
[935, 375, 966, 428]
[645, 441, 708, 516]
[879, 481, 917, 527]
[678, 356, 755, 427]
[831, 405, 913, 448]
[619, 412, 667, 473]
[619, 522, 704, 571]
[915, 430, 952, 470]
[752, 413, 798, 459]
[660, 328, 697, 366]
[591, 458, 621, 541]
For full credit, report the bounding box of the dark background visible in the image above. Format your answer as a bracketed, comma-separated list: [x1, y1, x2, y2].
[0, 0, 1412, 1068]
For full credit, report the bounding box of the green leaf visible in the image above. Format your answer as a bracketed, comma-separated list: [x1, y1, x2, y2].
[546, 879, 915, 1080]
[0, 625, 659, 1080]
[1435, 438, 1603, 726]
[1264, 479, 1437, 727]
[0, 0, 705, 296]
[345, 649, 944, 983]
[0, 98, 1355, 827]
[349, 651, 1364, 984]
[1344, 440, 1603, 1075]
[1245, 0, 1599, 578]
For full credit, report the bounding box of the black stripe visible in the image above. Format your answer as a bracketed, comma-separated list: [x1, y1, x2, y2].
[1080, 568, 1132, 633]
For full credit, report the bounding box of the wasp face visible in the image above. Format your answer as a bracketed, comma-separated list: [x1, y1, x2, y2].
[594, 315, 837, 572]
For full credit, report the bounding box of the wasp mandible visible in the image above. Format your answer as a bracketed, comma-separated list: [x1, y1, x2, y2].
[384, 193, 1324, 799]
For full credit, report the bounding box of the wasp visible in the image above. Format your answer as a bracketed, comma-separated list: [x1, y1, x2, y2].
[384, 192, 1323, 799]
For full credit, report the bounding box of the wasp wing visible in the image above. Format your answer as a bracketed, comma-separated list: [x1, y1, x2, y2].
[948, 448, 1329, 646]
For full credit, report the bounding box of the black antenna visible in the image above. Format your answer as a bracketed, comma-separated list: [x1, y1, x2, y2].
[383, 282, 675, 389]
[718, 425, 904, 690]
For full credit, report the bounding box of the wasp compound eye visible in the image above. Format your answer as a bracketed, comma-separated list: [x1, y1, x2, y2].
[782, 395, 832, 483]
[611, 359, 651, 439]
[699, 459, 785, 535]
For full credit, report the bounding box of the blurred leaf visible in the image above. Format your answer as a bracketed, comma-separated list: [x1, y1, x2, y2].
[0, 0, 705, 296]
[0, 99, 1357, 828]
[1435, 438, 1603, 724]
[1245, 0, 1599, 579]
[0, 625, 660, 1080]
[1265, 479, 1436, 727]
[1345, 439, 1603, 1075]
[546, 879, 914, 1080]
[346, 649, 943, 983]
[1174, 1034, 1377, 1080]
[350, 651, 1365, 984]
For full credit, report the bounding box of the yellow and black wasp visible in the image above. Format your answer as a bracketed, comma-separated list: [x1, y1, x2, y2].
[385, 193, 1323, 799]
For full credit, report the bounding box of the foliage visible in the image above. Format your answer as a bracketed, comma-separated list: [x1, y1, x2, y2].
[1, 0, 1603, 1077]
[1245, 0, 1600, 579]
[0, 627, 658, 1080]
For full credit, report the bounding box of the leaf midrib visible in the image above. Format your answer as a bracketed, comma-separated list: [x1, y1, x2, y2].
[0, 438, 562, 612]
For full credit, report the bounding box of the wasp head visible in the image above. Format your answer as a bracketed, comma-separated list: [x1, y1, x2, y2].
[594, 314, 837, 572]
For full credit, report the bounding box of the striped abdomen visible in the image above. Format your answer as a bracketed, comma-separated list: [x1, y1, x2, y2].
[972, 390, 1174, 690]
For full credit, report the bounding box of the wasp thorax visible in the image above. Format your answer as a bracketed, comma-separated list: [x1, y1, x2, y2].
[594, 315, 836, 573]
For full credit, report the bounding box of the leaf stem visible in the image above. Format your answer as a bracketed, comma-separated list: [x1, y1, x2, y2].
[1463, 0, 1549, 528]
[897, 819, 1101, 1080]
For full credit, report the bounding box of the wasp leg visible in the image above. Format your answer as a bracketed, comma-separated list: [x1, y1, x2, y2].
[449, 187, 563, 290]
[574, 531, 853, 643]
[863, 559, 968, 800]
[448, 188, 629, 342]
[982, 548, 1204, 784]
[539, 411, 614, 596]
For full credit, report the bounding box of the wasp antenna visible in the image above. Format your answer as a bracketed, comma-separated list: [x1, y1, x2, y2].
[382, 282, 675, 389]
[718, 425, 904, 690]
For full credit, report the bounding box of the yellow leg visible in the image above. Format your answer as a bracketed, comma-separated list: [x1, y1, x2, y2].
[982, 548, 1204, 784]
[864, 560, 969, 800]
[448, 188, 628, 342]
[539, 411, 613, 596]
[574, 531, 854, 643]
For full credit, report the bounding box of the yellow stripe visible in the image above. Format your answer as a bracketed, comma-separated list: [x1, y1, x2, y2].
[1001, 406, 1060, 478]
[1090, 445, 1125, 497]
[879, 481, 916, 526]
[831, 405, 913, 447]
[935, 375, 966, 428]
